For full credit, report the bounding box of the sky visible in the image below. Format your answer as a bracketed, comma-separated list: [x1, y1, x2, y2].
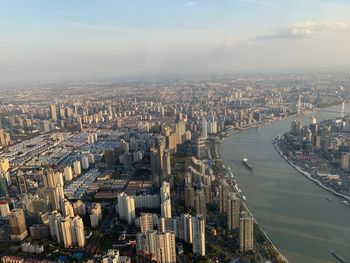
[0, 0, 350, 84]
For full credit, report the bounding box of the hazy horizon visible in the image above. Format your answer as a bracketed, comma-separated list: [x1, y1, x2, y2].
[1, 0, 350, 85]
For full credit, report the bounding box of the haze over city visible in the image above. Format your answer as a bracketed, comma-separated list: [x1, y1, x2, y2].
[1, 1, 350, 263]
[1, 0, 350, 84]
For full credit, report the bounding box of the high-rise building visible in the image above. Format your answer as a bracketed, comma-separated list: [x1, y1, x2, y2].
[81, 155, 90, 170]
[8, 209, 28, 241]
[59, 107, 66, 119]
[73, 200, 86, 216]
[194, 190, 206, 217]
[201, 118, 207, 139]
[104, 148, 116, 167]
[60, 199, 74, 218]
[0, 129, 11, 146]
[202, 184, 212, 203]
[178, 213, 192, 243]
[63, 166, 73, 181]
[184, 185, 195, 208]
[155, 231, 176, 263]
[136, 230, 157, 256]
[192, 214, 205, 256]
[17, 170, 28, 195]
[0, 178, 8, 197]
[0, 200, 10, 218]
[72, 215, 86, 248]
[340, 152, 350, 171]
[160, 181, 171, 203]
[161, 199, 172, 218]
[162, 149, 171, 177]
[24, 195, 50, 216]
[48, 211, 63, 242]
[49, 213, 85, 248]
[218, 179, 230, 213]
[140, 213, 154, 233]
[60, 217, 73, 247]
[90, 203, 102, 228]
[239, 212, 254, 252]
[43, 170, 64, 188]
[45, 185, 63, 211]
[50, 104, 57, 120]
[227, 193, 240, 230]
[0, 158, 9, 174]
[158, 217, 177, 234]
[73, 160, 81, 176]
[150, 147, 162, 188]
[175, 120, 186, 145]
[117, 192, 135, 225]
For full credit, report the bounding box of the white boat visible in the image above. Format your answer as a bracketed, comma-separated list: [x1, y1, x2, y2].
[242, 196, 246, 201]
[342, 200, 349, 206]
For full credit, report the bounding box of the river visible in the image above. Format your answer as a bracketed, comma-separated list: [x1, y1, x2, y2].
[219, 103, 350, 263]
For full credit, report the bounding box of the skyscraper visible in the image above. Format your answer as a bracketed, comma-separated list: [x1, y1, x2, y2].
[227, 193, 240, 230]
[239, 212, 254, 252]
[8, 209, 28, 241]
[192, 214, 205, 256]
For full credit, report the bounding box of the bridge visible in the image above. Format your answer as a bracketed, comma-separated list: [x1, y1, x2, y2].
[314, 101, 347, 117]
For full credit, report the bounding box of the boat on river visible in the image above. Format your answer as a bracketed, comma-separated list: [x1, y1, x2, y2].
[242, 157, 253, 170]
[331, 250, 347, 263]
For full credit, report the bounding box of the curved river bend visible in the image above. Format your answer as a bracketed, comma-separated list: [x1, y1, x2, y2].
[220, 104, 350, 263]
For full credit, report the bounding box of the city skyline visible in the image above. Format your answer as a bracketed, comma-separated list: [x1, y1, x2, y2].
[1, 0, 350, 85]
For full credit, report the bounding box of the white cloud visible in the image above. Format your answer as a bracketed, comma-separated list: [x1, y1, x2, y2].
[223, 21, 349, 48]
[256, 21, 349, 40]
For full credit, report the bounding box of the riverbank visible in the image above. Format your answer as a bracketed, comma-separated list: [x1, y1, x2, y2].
[218, 126, 290, 263]
[273, 136, 350, 201]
